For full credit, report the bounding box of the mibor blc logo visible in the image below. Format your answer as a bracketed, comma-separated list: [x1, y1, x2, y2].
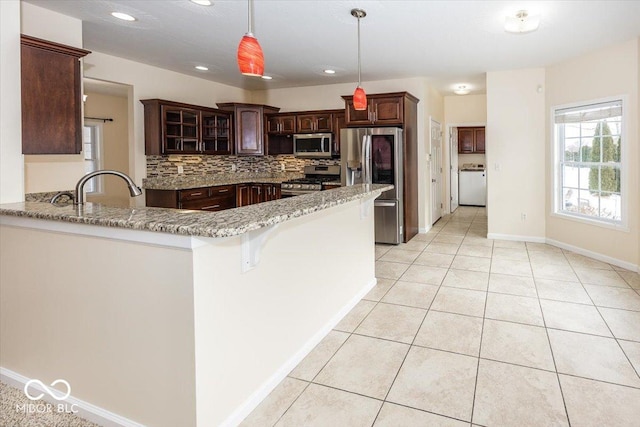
[24, 379, 71, 400]
[17, 378, 78, 414]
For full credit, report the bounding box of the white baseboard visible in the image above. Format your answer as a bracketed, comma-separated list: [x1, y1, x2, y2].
[545, 238, 639, 272]
[486, 233, 638, 272]
[221, 276, 378, 427]
[487, 233, 546, 243]
[0, 367, 145, 427]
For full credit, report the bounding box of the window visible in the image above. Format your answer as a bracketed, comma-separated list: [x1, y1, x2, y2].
[553, 98, 624, 226]
[83, 122, 103, 193]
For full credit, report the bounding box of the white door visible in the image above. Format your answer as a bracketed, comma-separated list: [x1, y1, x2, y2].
[430, 119, 443, 224]
[450, 127, 459, 212]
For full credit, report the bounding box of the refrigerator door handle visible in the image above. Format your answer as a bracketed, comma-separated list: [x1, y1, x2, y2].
[363, 134, 372, 185]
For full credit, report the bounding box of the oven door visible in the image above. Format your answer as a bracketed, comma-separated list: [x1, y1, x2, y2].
[281, 189, 314, 198]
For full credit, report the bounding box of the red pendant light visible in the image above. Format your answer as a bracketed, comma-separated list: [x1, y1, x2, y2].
[237, 0, 264, 76]
[351, 9, 367, 111]
[353, 86, 367, 110]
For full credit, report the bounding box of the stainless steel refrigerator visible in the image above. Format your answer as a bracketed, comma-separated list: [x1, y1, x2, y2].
[341, 127, 404, 244]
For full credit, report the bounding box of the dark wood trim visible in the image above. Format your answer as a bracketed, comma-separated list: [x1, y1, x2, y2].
[20, 34, 90, 58]
[141, 98, 226, 113]
[402, 95, 419, 242]
[216, 102, 280, 111]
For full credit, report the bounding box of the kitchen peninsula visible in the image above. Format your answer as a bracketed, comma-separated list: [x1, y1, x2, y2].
[0, 184, 389, 427]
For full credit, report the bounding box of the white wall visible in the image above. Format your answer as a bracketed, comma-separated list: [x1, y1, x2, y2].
[252, 77, 444, 230]
[545, 38, 639, 266]
[486, 69, 546, 240]
[0, 223, 198, 427]
[0, 0, 24, 203]
[21, 2, 87, 193]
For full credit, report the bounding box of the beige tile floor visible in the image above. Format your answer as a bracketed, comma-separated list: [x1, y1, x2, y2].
[242, 207, 640, 427]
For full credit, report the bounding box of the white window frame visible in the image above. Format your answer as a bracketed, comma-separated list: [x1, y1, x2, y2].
[83, 121, 104, 194]
[551, 95, 628, 231]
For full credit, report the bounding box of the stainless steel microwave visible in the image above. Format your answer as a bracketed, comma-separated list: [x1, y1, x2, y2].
[293, 133, 332, 158]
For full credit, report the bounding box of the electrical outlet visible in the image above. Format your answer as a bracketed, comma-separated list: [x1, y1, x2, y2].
[521, 213, 527, 221]
[281, 163, 285, 171]
[177, 165, 184, 174]
[231, 164, 237, 172]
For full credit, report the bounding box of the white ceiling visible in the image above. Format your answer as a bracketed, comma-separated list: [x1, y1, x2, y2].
[25, 0, 640, 95]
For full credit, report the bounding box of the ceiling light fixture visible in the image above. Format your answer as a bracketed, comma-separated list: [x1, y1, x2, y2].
[190, 0, 212, 5]
[195, 65, 209, 71]
[454, 85, 470, 95]
[504, 10, 540, 34]
[351, 8, 367, 111]
[323, 69, 336, 75]
[111, 12, 136, 21]
[237, 0, 264, 77]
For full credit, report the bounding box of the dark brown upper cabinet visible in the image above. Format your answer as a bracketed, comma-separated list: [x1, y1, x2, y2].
[458, 127, 485, 154]
[217, 103, 279, 156]
[21, 35, 90, 154]
[141, 99, 232, 155]
[266, 114, 296, 134]
[342, 92, 417, 127]
[296, 112, 332, 133]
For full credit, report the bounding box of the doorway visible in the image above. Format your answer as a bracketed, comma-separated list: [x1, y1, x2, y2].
[83, 78, 132, 206]
[430, 118, 443, 224]
[447, 123, 487, 214]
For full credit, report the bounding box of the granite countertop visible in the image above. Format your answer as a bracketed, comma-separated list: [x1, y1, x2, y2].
[0, 184, 391, 238]
[143, 172, 304, 190]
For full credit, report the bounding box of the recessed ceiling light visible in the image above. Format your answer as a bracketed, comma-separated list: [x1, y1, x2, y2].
[261, 75, 273, 80]
[195, 65, 209, 71]
[504, 10, 540, 34]
[111, 12, 136, 21]
[190, 0, 212, 5]
[454, 85, 471, 95]
[323, 69, 336, 75]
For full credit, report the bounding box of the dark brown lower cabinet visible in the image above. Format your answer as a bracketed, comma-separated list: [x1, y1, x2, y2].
[237, 183, 281, 206]
[236, 184, 251, 207]
[264, 184, 281, 201]
[146, 184, 236, 211]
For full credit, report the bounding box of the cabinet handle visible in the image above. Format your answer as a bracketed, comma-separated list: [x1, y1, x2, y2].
[218, 189, 229, 193]
[190, 192, 202, 196]
[202, 204, 220, 210]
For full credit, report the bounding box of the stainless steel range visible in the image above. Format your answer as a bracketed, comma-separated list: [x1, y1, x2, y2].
[281, 165, 341, 198]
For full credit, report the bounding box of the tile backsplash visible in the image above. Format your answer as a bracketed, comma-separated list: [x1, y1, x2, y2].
[146, 155, 340, 178]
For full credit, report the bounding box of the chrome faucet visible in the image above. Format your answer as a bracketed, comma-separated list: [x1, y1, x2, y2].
[51, 170, 142, 205]
[50, 191, 74, 204]
[75, 170, 142, 205]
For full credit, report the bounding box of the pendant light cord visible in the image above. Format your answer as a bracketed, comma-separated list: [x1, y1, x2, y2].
[357, 14, 362, 86]
[247, 0, 254, 36]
